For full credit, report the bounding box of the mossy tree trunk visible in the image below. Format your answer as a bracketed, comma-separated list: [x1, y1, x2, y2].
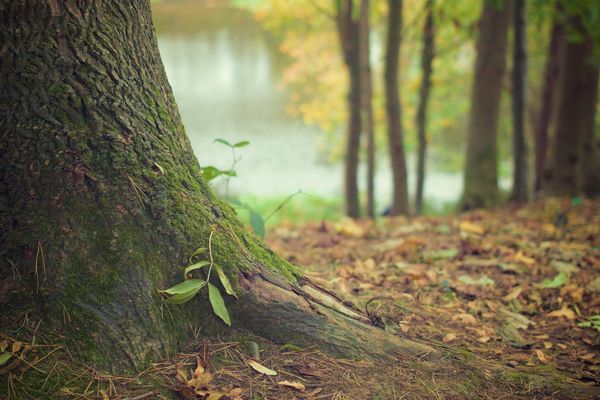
[461, 0, 510, 210]
[0, 0, 434, 373]
[544, 18, 599, 197]
[385, 0, 410, 216]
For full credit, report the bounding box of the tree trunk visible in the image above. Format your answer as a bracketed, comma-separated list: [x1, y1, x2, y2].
[544, 19, 600, 197]
[461, 0, 510, 210]
[415, 0, 435, 215]
[360, 0, 376, 218]
[385, 0, 409, 216]
[510, 0, 529, 202]
[534, 20, 563, 193]
[337, 0, 362, 218]
[0, 0, 435, 374]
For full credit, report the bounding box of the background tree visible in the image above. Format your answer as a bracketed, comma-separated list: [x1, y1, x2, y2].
[360, 0, 376, 218]
[385, 0, 410, 216]
[461, 0, 510, 210]
[415, 0, 435, 215]
[544, 14, 600, 197]
[510, 0, 529, 202]
[335, 0, 362, 218]
[534, 17, 563, 193]
[0, 0, 433, 372]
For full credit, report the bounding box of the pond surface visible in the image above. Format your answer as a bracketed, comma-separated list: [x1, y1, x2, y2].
[152, 0, 465, 212]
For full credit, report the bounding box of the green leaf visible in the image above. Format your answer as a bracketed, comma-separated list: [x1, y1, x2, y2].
[233, 140, 250, 148]
[0, 352, 12, 366]
[215, 264, 237, 298]
[189, 247, 206, 263]
[540, 272, 567, 289]
[161, 279, 206, 295]
[249, 209, 265, 238]
[214, 138, 232, 147]
[184, 261, 210, 277]
[165, 288, 202, 304]
[208, 283, 231, 326]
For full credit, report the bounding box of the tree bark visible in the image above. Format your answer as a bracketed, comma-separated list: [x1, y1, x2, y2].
[385, 0, 409, 216]
[415, 0, 435, 215]
[360, 0, 376, 218]
[336, 0, 362, 218]
[544, 18, 600, 197]
[461, 0, 510, 210]
[510, 0, 529, 202]
[534, 20, 563, 193]
[0, 0, 435, 374]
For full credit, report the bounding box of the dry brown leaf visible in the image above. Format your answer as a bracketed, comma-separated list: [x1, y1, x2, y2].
[11, 341, 22, 353]
[502, 287, 522, 302]
[543, 342, 553, 349]
[477, 336, 491, 343]
[99, 389, 109, 400]
[459, 221, 485, 235]
[248, 360, 277, 376]
[547, 305, 575, 320]
[443, 333, 457, 343]
[0, 340, 8, 352]
[206, 392, 225, 400]
[452, 313, 478, 325]
[175, 362, 188, 384]
[278, 380, 306, 391]
[514, 252, 535, 265]
[534, 349, 548, 363]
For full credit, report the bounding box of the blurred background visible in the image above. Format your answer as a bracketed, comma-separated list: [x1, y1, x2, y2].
[151, 0, 600, 224]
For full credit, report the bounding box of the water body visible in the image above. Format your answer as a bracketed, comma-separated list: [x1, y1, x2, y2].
[152, 1, 465, 212]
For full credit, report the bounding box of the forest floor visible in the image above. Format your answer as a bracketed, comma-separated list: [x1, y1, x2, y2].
[2, 198, 599, 399]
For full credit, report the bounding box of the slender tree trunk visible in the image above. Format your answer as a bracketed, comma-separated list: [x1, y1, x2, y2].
[415, 0, 435, 215]
[545, 19, 600, 197]
[510, 0, 529, 202]
[534, 21, 563, 193]
[461, 0, 510, 210]
[360, 0, 376, 218]
[336, 0, 362, 218]
[385, 0, 409, 216]
[0, 0, 434, 373]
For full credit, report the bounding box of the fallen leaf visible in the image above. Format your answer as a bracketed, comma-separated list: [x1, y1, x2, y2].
[443, 333, 457, 343]
[206, 392, 225, 400]
[514, 252, 535, 265]
[99, 389, 109, 400]
[459, 221, 485, 235]
[477, 336, 491, 343]
[11, 341, 22, 353]
[277, 380, 306, 391]
[534, 349, 548, 363]
[452, 313, 478, 325]
[548, 305, 575, 320]
[175, 362, 188, 383]
[248, 360, 277, 376]
[502, 287, 522, 302]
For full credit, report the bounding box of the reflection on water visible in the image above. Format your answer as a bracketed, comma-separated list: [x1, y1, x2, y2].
[152, 0, 463, 211]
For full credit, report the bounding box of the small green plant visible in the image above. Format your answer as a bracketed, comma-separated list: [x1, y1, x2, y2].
[231, 190, 303, 238]
[160, 231, 236, 326]
[201, 138, 301, 239]
[577, 315, 600, 332]
[201, 138, 249, 197]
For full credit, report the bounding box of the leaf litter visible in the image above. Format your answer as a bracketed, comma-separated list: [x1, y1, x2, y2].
[2, 198, 599, 399]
